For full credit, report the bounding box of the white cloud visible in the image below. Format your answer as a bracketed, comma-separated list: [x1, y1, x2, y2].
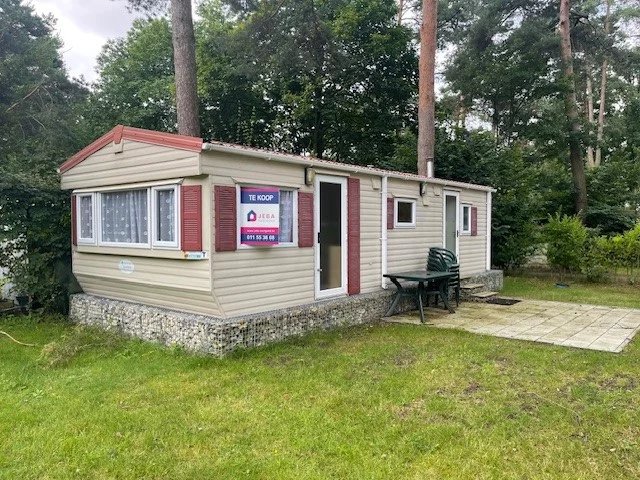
[30, 0, 141, 82]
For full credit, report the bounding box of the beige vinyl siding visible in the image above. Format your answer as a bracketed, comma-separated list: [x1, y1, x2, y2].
[205, 151, 315, 316]
[72, 252, 219, 316]
[358, 174, 381, 293]
[211, 250, 315, 316]
[61, 140, 200, 190]
[387, 179, 443, 275]
[201, 151, 305, 187]
[459, 189, 488, 277]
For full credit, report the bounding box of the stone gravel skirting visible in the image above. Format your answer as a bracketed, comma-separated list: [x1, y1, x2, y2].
[69, 290, 414, 357]
[69, 270, 503, 357]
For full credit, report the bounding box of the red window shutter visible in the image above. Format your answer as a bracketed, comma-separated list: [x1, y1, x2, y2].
[471, 206, 478, 236]
[180, 185, 202, 251]
[71, 194, 77, 246]
[348, 177, 361, 295]
[298, 192, 314, 248]
[387, 197, 394, 230]
[214, 185, 237, 252]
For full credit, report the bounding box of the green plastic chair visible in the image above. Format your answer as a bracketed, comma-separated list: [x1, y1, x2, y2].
[427, 247, 460, 307]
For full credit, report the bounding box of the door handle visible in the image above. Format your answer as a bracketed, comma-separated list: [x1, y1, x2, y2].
[317, 232, 320, 243]
[456, 230, 459, 238]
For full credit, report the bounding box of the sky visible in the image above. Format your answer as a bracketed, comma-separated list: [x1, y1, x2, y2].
[30, 0, 141, 82]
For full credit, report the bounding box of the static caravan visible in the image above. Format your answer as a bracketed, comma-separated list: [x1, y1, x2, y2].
[60, 125, 499, 355]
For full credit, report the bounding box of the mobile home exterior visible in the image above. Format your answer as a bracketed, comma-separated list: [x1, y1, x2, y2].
[60, 125, 499, 355]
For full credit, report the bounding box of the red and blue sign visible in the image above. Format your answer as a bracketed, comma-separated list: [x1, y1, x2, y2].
[240, 187, 280, 246]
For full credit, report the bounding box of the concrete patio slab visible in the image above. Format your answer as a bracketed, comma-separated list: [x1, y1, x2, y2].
[383, 299, 640, 353]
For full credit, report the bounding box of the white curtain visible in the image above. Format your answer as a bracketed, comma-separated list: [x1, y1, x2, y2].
[156, 189, 175, 242]
[79, 196, 93, 238]
[101, 189, 148, 244]
[279, 190, 294, 243]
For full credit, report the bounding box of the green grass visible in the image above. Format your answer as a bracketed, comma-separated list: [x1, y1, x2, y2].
[2, 313, 640, 479]
[503, 275, 640, 309]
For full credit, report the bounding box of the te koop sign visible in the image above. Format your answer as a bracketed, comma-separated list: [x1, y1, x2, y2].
[239, 187, 280, 246]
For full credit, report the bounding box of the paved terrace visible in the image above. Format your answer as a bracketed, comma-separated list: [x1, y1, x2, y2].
[385, 299, 640, 353]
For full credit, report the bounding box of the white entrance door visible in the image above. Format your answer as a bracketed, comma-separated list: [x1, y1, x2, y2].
[443, 190, 460, 256]
[315, 175, 347, 299]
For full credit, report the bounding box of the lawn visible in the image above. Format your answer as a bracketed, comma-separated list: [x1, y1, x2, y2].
[2, 310, 640, 479]
[502, 275, 640, 309]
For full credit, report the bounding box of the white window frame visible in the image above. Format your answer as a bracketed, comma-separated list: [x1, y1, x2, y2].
[236, 185, 299, 249]
[151, 185, 180, 249]
[394, 198, 416, 228]
[461, 204, 472, 235]
[76, 193, 96, 245]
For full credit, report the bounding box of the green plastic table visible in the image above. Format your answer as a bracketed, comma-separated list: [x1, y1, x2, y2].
[383, 270, 457, 323]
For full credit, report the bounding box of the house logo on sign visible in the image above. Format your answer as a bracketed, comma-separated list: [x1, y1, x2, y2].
[247, 210, 257, 222]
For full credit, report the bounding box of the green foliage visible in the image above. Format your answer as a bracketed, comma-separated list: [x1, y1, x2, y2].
[581, 235, 610, 283]
[544, 214, 588, 274]
[587, 149, 640, 214]
[435, 129, 539, 269]
[606, 225, 640, 283]
[540, 218, 640, 284]
[83, 18, 176, 137]
[583, 203, 637, 236]
[444, 0, 560, 143]
[0, 175, 76, 312]
[0, 1, 86, 313]
[87, 0, 418, 167]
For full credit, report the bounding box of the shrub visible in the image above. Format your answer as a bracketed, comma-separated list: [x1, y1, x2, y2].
[581, 236, 610, 283]
[609, 224, 640, 283]
[0, 174, 75, 313]
[544, 214, 588, 274]
[583, 203, 637, 236]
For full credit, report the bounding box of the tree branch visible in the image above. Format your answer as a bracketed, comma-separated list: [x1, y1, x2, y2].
[6, 79, 45, 112]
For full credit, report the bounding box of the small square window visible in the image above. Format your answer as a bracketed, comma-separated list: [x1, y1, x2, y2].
[394, 198, 416, 228]
[461, 204, 471, 234]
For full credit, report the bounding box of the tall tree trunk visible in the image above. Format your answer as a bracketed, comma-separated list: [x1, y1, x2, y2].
[417, 0, 437, 177]
[397, 0, 405, 25]
[455, 94, 467, 129]
[586, 65, 595, 167]
[595, 0, 611, 167]
[559, 0, 588, 214]
[171, 0, 200, 137]
[313, 84, 324, 159]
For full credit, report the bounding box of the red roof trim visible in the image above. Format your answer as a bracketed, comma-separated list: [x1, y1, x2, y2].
[113, 124, 125, 144]
[59, 125, 203, 174]
[59, 129, 115, 174]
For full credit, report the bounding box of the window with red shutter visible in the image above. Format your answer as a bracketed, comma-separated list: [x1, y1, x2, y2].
[471, 206, 478, 236]
[71, 194, 77, 246]
[347, 178, 360, 295]
[180, 185, 202, 251]
[214, 185, 237, 252]
[298, 192, 314, 248]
